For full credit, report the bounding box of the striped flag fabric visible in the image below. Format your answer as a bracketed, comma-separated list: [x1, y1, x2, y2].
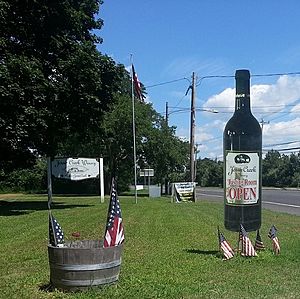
[218, 228, 234, 260]
[132, 64, 144, 102]
[268, 225, 280, 255]
[240, 224, 257, 257]
[103, 178, 124, 247]
[49, 212, 65, 247]
[254, 229, 265, 251]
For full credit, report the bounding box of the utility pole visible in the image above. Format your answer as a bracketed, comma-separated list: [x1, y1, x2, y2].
[190, 72, 196, 182]
[194, 143, 200, 181]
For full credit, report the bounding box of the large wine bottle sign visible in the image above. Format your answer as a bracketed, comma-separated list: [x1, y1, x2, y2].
[223, 70, 262, 232]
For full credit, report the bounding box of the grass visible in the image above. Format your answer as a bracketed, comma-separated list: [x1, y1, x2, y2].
[0, 194, 299, 299]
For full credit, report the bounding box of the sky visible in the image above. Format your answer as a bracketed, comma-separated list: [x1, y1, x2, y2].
[96, 0, 300, 160]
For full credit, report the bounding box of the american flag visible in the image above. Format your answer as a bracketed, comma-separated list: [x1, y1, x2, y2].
[132, 64, 144, 102]
[218, 228, 234, 260]
[103, 178, 124, 247]
[268, 225, 280, 255]
[49, 212, 64, 247]
[254, 229, 265, 251]
[240, 224, 257, 257]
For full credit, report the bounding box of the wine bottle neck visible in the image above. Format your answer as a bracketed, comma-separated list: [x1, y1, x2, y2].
[235, 76, 251, 112]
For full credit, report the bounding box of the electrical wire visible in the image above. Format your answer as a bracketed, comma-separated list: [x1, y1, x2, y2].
[144, 71, 300, 90]
[252, 71, 300, 77]
[263, 146, 300, 152]
[264, 140, 300, 147]
[146, 77, 190, 89]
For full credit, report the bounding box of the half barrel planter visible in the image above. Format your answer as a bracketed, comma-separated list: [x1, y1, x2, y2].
[48, 240, 123, 291]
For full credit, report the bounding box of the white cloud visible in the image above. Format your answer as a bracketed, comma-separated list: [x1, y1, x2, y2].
[263, 117, 300, 142]
[203, 87, 235, 112]
[291, 103, 300, 114]
[204, 75, 300, 115]
[195, 130, 213, 144]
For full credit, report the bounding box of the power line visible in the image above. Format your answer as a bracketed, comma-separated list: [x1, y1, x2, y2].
[204, 104, 300, 109]
[145, 71, 300, 90]
[263, 146, 300, 152]
[252, 71, 300, 77]
[146, 77, 189, 89]
[264, 140, 300, 147]
[195, 71, 300, 87]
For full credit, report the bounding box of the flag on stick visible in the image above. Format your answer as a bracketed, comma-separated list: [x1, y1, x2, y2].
[103, 178, 124, 247]
[240, 224, 257, 257]
[268, 225, 280, 255]
[254, 229, 265, 251]
[49, 212, 65, 247]
[218, 227, 234, 260]
[132, 64, 144, 102]
[238, 228, 243, 252]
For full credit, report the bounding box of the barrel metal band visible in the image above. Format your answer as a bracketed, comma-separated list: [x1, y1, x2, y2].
[52, 274, 119, 286]
[50, 259, 121, 271]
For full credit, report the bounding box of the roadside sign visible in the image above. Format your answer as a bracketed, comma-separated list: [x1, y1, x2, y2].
[139, 168, 154, 177]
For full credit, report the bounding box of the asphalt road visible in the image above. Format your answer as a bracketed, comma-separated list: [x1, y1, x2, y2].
[196, 187, 300, 216]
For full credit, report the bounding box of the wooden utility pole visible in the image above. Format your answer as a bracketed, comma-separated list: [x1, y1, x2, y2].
[190, 72, 196, 182]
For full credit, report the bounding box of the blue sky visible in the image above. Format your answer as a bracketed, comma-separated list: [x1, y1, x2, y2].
[96, 1, 300, 159]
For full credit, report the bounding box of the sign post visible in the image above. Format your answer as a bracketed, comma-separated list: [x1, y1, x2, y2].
[139, 169, 154, 197]
[99, 158, 104, 203]
[47, 157, 53, 209]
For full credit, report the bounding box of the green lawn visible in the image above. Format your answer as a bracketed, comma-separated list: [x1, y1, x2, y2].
[0, 194, 299, 299]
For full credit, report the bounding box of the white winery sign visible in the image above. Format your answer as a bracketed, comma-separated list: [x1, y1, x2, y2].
[51, 158, 99, 181]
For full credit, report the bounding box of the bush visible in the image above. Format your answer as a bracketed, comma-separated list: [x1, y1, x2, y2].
[0, 158, 47, 193]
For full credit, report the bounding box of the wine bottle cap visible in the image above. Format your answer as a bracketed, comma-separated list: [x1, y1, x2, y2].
[235, 69, 250, 79]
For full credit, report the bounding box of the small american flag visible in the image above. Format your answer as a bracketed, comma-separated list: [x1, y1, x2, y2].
[218, 228, 234, 260]
[268, 225, 280, 255]
[103, 178, 124, 247]
[240, 224, 257, 257]
[49, 212, 64, 247]
[132, 64, 144, 102]
[254, 229, 265, 251]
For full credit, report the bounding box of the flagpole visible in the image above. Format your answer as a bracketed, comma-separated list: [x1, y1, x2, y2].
[130, 55, 138, 204]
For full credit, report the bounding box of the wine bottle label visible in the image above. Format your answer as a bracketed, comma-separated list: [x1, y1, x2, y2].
[225, 151, 260, 205]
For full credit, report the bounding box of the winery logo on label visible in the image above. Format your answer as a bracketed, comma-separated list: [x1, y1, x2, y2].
[234, 154, 251, 164]
[225, 152, 259, 205]
[236, 93, 250, 98]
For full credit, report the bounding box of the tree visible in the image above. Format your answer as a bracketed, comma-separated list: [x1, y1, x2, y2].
[195, 158, 223, 187]
[99, 95, 189, 192]
[142, 119, 189, 189]
[262, 150, 282, 187]
[0, 1, 133, 180]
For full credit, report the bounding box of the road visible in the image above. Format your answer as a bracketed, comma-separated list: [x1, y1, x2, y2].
[196, 187, 300, 216]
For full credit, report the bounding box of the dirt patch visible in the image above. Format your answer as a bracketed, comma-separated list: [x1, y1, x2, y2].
[0, 193, 23, 199]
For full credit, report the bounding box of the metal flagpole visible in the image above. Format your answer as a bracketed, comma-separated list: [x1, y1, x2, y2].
[130, 55, 138, 204]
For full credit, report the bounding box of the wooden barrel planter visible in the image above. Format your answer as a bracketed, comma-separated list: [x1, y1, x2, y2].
[48, 240, 123, 291]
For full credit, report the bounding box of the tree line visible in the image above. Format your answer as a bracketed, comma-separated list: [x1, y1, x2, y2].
[196, 151, 300, 188]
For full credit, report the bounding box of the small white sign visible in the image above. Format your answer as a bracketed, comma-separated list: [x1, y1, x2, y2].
[140, 169, 154, 177]
[173, 182, 196, 202]
[51, 158, 99, 181]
